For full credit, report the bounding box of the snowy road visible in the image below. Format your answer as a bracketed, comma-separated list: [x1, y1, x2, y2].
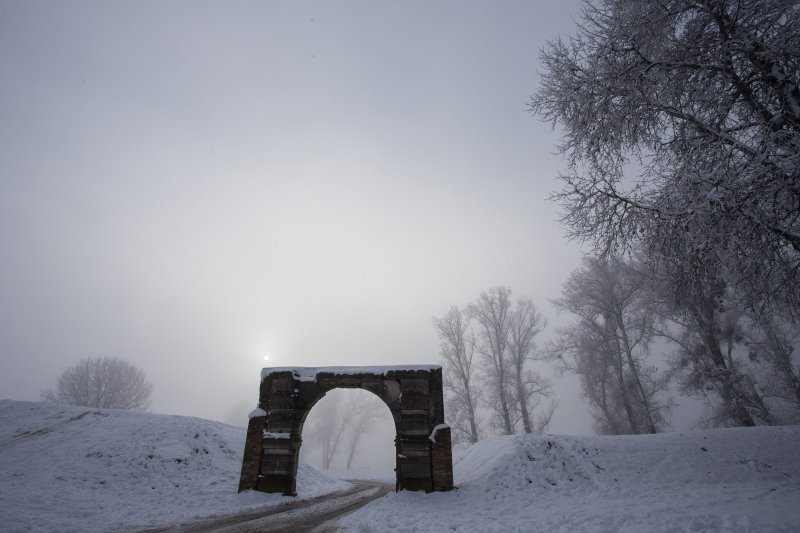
[141, 480, 393, 532]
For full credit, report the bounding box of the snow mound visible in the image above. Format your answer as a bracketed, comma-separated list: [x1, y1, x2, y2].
[340, 426, 800, 532]
[0, 400, 349, 532]
[455, 434, 601, 494]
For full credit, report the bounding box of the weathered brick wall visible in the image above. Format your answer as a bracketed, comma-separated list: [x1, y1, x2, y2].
[239, 366, 453, 495]
[431, 425, 454, 491]
[237, 414, 265, 492]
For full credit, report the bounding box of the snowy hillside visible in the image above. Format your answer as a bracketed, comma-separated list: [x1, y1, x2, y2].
[0, 400, 348, 532]
[341, 426, 800, 532]
[3, 399, 798, 532]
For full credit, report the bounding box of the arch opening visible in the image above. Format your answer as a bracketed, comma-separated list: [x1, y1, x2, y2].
[238, 365, 454, 495]
[300, 388, 396, 480]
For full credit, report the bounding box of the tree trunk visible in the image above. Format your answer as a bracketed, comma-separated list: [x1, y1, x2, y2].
[606, 317, 639, 433]
[516, 369, 533, 433]
[597, 378, 622, 435]
[763, 323, 800, 406]
[494, 339, 514, 435]
[346, 442, 356, 469]
[466, 390, 480, 443]
[702, 329, 756, 427]
[616, 312, 658, 433]
[499, 384, 513, 435]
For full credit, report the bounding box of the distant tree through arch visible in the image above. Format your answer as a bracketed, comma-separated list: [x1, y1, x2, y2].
[301, 388, 392, 471]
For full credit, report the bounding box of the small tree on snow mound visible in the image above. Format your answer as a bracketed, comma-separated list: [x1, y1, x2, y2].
[41, 356, 154, 410]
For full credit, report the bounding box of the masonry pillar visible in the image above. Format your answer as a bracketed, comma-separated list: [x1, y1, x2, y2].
[238, 413, 265, 493]
[430, 424, 454, 491]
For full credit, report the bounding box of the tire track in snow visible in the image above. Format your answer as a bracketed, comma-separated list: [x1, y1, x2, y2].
[140, 480, 392, 532]
[0, 409, 101, 453]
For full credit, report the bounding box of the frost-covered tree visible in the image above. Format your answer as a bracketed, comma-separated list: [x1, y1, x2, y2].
[433, 306, 482, 445]
[465, 287, 557, 436]
[549, 257, 670, 434]
[653, 264, 774, 427]
[341, 391, 385, 469]
[303, 393, 347, 469]
[557, 320, 633, 435]
[507, 297, 555, 433]
[41, 356, 153, 410]
[743, 313, 800, 423]
[531, 0, 800, 315]
[438, 289, 557, 439]
[469, 287, 517, 435]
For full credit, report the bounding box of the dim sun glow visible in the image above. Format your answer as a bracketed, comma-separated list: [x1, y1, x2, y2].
[263, 355, 270, 361]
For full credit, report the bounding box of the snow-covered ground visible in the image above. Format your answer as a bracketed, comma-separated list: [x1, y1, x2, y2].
[3, 399, 798, 532]
[340, 425, 800, 532]
[0, 400, 348, 532]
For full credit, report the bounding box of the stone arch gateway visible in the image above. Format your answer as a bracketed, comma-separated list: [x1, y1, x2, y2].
[238, 365, 454, 495]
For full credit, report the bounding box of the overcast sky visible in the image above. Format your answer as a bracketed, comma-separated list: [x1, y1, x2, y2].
[0, 1, 607, 432]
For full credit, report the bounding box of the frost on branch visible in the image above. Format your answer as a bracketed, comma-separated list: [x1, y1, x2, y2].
[530, 0, 800, 315]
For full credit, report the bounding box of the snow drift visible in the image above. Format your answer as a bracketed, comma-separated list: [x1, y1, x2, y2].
[340, 426, 800, 532]
[3, 398, 798, 532]
[0, 400, 348, 532]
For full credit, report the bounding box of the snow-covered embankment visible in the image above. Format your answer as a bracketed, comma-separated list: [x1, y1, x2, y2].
[0, 400, 347, 532]
[340, 425, 800, 532]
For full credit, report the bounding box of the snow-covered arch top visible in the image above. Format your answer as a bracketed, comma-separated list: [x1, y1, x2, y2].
[238, 365, 453, 495]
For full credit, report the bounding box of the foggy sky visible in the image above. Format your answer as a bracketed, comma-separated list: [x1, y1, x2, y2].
[0, 1, 601, 432]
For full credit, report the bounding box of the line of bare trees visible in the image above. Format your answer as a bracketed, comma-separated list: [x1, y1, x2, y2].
[433, 287, 556, 446]
[548, 255, 800, 434]
[528, 0, 800, 435]
[438, 262, 799, 442]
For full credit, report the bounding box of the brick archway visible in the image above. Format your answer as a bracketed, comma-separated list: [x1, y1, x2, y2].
[238, 365, 454, 495]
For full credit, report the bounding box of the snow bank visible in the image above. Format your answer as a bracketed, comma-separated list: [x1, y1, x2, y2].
[5, 398, 796, 532]
[340, 426, 800, 532]
[0, 400, 348, 532]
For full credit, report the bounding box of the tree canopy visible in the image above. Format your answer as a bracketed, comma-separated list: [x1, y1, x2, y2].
[530, 0, 800, 314]
[42, 356, 154, 410]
